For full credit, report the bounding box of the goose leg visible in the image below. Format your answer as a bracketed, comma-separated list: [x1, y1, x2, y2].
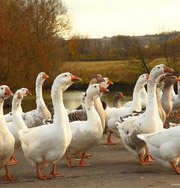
[66, 151, 75, 167]
[8, 155, 18, 165]
[170, 161, 180, 174]
[36, 163, 48, 180]
[138, 154, 152, 166]
[1, 164, 17, 181]
[144, 153, 155, 162]
[78, 153, 91, 166]
[46, 163, 64, 178]
[107, 131, 115, 145]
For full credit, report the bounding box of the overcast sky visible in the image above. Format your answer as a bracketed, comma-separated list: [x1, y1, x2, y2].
[64, 0, 180, 38]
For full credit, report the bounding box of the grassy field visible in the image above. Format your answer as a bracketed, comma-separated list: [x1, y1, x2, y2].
[9, 58, 178, 91]
[56, 58, 177, 85]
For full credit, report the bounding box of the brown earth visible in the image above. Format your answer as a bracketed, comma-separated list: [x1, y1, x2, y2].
[1, 133, 180, 188]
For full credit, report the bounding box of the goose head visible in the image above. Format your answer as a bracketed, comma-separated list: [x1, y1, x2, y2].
[36, 72, 49, 86]
[89, 74, 104, 86]
[149, 64, 174, 80]
[164, 75, 180, 87]
[0, 85, 13, 101]
[86, 84, 109, 100]
[136, 73, 149, 88]
[101, 77, 113, 89]
[12, 90, 24, 106]
[20, 88, 32, 97]
[114, 92, 125, 100]
[55, 72, 81, 91]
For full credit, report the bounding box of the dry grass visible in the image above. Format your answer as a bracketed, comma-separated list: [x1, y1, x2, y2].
[57, 58, 179, 85]
[58, 60, 141, 84]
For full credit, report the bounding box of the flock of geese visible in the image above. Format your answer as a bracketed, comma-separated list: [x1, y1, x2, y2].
[0, 64, 180, 181]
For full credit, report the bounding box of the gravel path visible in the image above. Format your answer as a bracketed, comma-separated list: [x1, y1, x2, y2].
[1, 134, 180, 188]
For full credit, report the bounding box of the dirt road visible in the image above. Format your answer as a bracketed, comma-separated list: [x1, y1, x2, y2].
[1, 134, 180, 188]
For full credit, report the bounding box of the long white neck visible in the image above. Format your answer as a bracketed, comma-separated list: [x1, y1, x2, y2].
[85, 95, 102, 129]
[52, 80, 71, 147]
[145, 79, 159, 117]
[94, 97, 105, 130]
[0, 99, 9, 132]
[52, 85, 67, 125]
[129, 83, 143, 112]
[36, 80, 46, 110]
[140, 87, 148, 103]
[12, 100, 27, 130]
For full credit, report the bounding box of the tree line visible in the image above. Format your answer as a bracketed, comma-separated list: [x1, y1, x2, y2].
[67, 32, 180, 73]
[0, 0, 180, 89]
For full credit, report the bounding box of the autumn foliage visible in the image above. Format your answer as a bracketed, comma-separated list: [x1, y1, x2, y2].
[0, 0, 70, 89]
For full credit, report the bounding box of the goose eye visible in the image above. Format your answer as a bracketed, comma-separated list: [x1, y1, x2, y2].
[1, 88, 3, 90]
[158, 67, 160, 69]
[94, 86, 97, 88]
[65, 75, 67, 77]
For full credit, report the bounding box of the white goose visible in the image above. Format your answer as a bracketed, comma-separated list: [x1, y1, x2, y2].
[4, 88, 31, 122]
[47, 74, 105, 120]
[124, 86, 148, 110]
[106, 73, 149, 140]
[116, 64, 174, 165]
[0, 85, 15, 181]
[66, 84, 108, 167]
[19, 72, 81, 180]
[7, 89, 31, 165]
[105, 92, 125, 145]
[22, 72, 51, 128]
[94, 77, 113, 132]
[137, 126, 180, 174]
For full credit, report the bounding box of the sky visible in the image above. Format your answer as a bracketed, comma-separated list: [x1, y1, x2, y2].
[64, 0, 180, 38]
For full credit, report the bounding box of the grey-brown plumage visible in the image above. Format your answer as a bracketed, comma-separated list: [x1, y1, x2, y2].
[88, 74, 104, 86]
[161, 75, 178, 116]
[156, 73, 170, 124]
[68, 110, 87, 122]
[113, 92, 124, 108]
[129, 130, 146, 151]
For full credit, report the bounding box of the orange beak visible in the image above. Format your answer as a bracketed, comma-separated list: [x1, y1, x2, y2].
[42, 72, 49, 79]
[163, 65, 174, 73]
[176, 77, 180, 82]
[70, 74, 81, 82]
[17, 92, 23, 99]
[26, 89, 32, 95]
[99, 85, 109, 93]
[5, 87, 13, 96]
[146, 74, 149, 80]
[119, 92, 125, 98]
[107, 79, 113, 85]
